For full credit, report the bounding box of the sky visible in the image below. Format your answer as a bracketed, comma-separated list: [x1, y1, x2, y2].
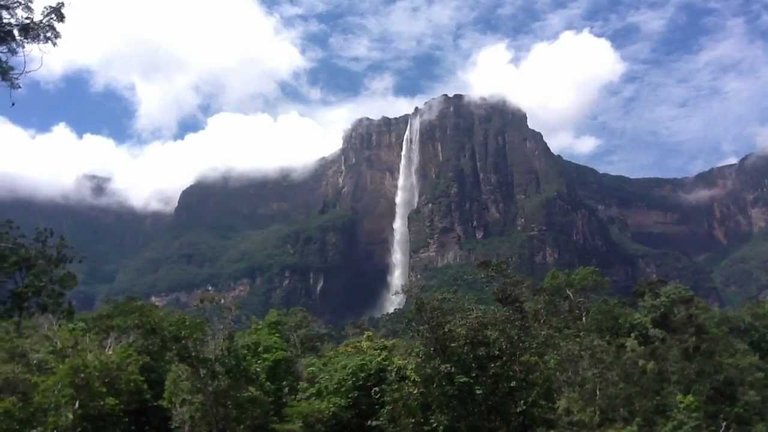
[1, 0, 767, 211]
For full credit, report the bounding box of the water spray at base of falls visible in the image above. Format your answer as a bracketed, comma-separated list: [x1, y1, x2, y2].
[379, 113, 421, 314]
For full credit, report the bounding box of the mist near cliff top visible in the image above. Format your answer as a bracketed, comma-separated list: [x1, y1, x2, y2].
[0, 28, 629, 212]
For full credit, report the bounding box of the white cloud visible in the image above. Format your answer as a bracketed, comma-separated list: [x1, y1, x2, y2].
[0, 80, 424, 212]
[594, 17, 768, 175]
[35, 0, 306, 137]
[1, 25, 627, 213]
[326, 0, 475, 69]
[0, 112, 340, 211]
[545, 131, 601, 154]
[463, 30, 626, 154]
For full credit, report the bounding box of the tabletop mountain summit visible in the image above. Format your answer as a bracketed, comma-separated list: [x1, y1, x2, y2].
[2, 94, 767, 320]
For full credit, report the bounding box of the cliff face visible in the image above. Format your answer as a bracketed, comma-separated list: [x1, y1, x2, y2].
[326, 115, 409, 266]
[406, 96, 632, 287]
[565, 154, 768, 258]
[3, 94, 767, 319]
[111, 116, 411, 321]
[166, 94, 764, 312]
[170, 94, 765, 309]
[561, 152, 768, 303]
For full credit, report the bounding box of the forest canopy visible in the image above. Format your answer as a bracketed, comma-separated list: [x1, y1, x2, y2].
[1, 226, 767, 431]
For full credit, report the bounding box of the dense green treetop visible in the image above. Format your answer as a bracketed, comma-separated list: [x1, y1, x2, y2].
[1, 223, 767, 431]
[0, 219, 78, 331]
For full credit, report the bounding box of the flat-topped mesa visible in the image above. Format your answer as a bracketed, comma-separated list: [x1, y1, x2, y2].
[8, 93, 767, 321]
[126, 95, 768, 313]
[325, 94, 638, 308]
[394, 98, 557, 239]
[338, 94, 578, 312]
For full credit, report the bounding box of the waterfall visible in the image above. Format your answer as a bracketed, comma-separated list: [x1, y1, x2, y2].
[380, 113, 421, 314]
[315, 273, 324, 297]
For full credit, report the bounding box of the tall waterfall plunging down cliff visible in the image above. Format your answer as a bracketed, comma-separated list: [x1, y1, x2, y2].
[379, 113, 421, 314]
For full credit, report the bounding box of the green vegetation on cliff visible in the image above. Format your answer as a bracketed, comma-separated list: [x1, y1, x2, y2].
[715, 229, 768, 305]
[109, 210, 362, 317]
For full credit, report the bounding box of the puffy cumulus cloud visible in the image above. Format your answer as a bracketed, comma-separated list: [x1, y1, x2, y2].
[35, 0, 306, 137]
[0, 113, 341, 212]
[463, 29, 625, 154]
